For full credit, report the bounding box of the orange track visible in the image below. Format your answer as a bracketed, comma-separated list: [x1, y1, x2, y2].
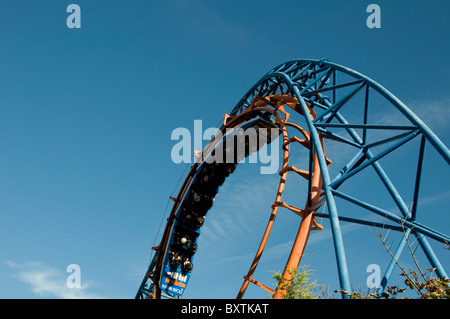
[235, 94, 327, 299]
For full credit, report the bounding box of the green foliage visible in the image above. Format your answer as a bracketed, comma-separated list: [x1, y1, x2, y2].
[272, 265, 324, 299]
[273, 264, 450, 299]
[272, 223, 449, 299]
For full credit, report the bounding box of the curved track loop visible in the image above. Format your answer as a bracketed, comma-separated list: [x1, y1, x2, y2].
[137, 59, 450, 299]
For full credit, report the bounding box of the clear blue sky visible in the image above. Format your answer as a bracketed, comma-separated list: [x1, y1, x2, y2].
[0, 0, 449, 298]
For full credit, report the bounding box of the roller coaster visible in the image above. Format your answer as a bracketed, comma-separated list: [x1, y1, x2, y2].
[136, 59, 450, 299]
